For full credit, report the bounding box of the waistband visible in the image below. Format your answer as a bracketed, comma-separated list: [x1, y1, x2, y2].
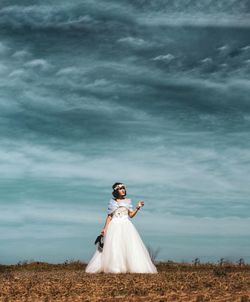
[112, 215, 129, 221]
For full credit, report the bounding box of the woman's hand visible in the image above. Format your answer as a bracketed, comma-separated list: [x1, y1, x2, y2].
[100, 228, 105, 236]
[137, 200, 145, 208]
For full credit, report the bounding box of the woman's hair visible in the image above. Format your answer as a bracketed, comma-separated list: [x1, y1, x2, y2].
[112, 182, 127, 199]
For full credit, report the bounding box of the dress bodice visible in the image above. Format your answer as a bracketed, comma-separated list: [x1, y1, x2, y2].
[107, 198, 133, 216]
[112, 206, 129, 219]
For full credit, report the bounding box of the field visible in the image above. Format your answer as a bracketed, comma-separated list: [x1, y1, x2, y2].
[0, 261, 250, 302]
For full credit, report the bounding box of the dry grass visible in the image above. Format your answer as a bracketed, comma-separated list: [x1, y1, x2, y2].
[0, 261, 250, 301]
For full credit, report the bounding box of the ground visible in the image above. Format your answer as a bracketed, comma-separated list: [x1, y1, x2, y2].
[0, 262, 249, 301]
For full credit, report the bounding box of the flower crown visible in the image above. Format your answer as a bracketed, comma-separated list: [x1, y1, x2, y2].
[113, 183, 126, 191]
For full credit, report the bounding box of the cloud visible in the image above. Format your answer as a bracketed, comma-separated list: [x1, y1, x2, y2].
[1, 2, 248, 37]
[137, 13, 250, 28]
[139, 212, 250, 236]
[152, 54, 175, 61]
[8, 68, 27, 78]
[0, 41, 9, 54]
[127, 0, 250, 14]
[1, 200, 250, 241]
[0, 137, 249, 205]
[117, 37, 150, 48]
[24, 59, 52, 70]
[0, 3, 134, 32]
[12, 49, 31, 59]
[0, 62, 8, 74]
[56, 66, 82, 76]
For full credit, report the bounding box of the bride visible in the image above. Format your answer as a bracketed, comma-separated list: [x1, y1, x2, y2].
[85, 182, 158, 273]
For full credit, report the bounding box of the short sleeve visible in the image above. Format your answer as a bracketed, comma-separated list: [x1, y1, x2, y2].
[128, 199, 133, 212]
[107, 199, 114, 215]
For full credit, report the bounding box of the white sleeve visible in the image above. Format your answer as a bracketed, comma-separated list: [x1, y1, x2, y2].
[128, 199, 133, 212]
[107, 199, 115, 215]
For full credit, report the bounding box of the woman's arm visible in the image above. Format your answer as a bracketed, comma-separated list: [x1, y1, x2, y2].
[128, 201, 144, 218]
[100, 214, 112, 235]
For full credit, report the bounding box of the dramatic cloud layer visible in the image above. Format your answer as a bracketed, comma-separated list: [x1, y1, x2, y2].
[0, 0, 249, 264]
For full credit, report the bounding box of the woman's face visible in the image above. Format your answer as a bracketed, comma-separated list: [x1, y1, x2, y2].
[117, 186, 126, 198]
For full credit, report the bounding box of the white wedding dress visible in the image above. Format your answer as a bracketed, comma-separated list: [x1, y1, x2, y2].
[85, 198, 157, 274]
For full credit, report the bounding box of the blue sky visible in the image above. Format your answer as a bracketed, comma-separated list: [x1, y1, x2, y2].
[0, 0, 250, 264]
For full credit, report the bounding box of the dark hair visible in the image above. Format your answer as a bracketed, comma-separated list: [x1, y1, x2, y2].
[112, 182, 127, 199]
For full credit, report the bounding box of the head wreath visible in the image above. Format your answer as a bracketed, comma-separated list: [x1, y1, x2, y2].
[113, 183, 126, 191]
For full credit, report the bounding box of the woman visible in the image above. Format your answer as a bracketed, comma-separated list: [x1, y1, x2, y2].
[85, 182, 158, 273]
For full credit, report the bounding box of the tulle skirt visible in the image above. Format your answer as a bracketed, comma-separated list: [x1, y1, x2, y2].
[85, 216, 157, 274]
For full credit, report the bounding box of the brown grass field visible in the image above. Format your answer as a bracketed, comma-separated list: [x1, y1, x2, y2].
[0, 261, 250, 302]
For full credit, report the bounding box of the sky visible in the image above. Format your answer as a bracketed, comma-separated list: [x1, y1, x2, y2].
[0, 0, 250, 264]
